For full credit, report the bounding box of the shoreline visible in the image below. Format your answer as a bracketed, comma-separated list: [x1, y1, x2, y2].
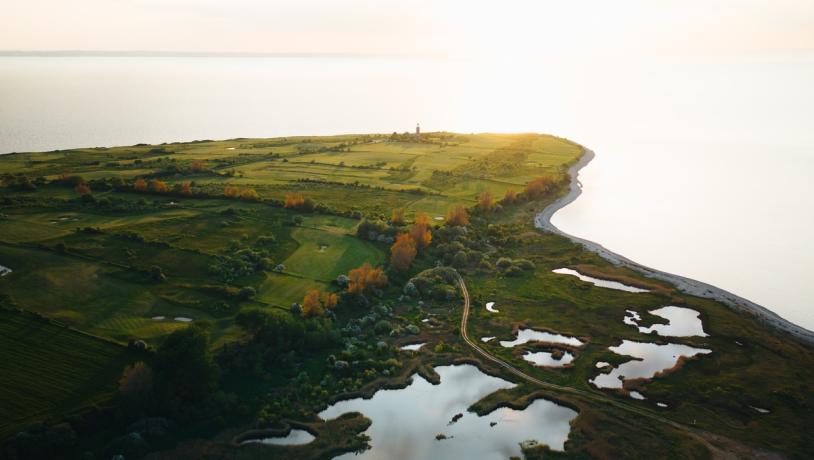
[535, 148, 814, 347]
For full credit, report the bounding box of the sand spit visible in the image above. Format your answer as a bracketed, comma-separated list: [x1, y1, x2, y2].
[535, 148, 814, 346]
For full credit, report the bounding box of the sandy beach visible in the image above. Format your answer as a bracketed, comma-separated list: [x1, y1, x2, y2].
[535, 148, 814, 346]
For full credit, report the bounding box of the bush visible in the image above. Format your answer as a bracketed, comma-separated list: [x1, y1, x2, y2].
[495, 257, 513, 270]
[374, 320, 392, 335]
[514, 258, 536, 271]
[505, 265, 524, 277]
[403, 281, 418, 297]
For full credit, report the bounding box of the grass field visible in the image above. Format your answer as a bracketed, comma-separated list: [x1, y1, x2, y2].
[0, 309, 139, 439]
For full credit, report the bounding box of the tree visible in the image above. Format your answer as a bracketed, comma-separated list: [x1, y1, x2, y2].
[190, 161, 205, 172]
[391, 208, 405, 225]
[134, 177, 147, 191]
[74, 183, 91, 196]
[153, 325, 219, 407]
[524, 176, 554, 199]
[390, 233, 417, 271]
[240, 188, 260, 200]
[477, 190, 495, 211]
[502, 188, 518, 204]
[180, 181, 192, 196]
[284, 192, 306, 208]
[347, 262, 388, 294]
[408, 213, 432, 249]
[224, 186, 240, 198]
[119, 361, 154, 397]
[302, 289, 324, 317]
[322, 291, 338, 309]
[446, 205, 469, 226]
[150, 179, 169, 193]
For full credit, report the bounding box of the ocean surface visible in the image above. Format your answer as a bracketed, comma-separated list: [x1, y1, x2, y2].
[1, 54, 812, 330]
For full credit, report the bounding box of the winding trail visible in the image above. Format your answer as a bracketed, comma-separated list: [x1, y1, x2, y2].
[455, 274, 779, 459]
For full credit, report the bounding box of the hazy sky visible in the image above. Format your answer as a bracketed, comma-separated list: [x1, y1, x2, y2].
[1, 0, 813, 57]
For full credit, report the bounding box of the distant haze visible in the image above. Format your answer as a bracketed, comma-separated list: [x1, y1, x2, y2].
[1, 0, 813, 57]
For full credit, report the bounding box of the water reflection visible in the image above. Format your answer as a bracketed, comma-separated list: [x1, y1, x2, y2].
[625, 306, 708, 337]
[590, 340, 711, 390]
[319, 365, 577, 459]
[552, 268, 648, 293]
[241, 429, 315, 446]
[499, 328, 583, 348]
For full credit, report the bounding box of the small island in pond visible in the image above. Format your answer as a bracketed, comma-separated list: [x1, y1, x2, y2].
[0, 132, 812, 459]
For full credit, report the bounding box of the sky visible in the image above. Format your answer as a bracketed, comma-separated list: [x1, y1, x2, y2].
[1, 0, 813, 58]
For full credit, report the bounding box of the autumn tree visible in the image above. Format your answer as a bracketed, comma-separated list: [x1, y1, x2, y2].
[284, 192, 306, 208]
[524, 176, 554, 199]
[502, 188, 518, 204]
[190, 161, 205, 172]
[150, 179, 169, 193]
[390, 233, 417, 271]
[240, 188, 260, 200]
[134, 178, 147, 191]
[181, 181, 192, 196]
[347, 262, 388, 294]
[408, 213, 432, 249]
[477, 191, 495, 211]
[391, 208, 405, 226]
[322, 291, 338, 309]
[302, 289, 338, 316]
[446, 205, 470, 226]
[119, 361, 154, 397]
[74, 183, 91, 196]
[224, 186, 240, 198]
[302, 289, 324, 317]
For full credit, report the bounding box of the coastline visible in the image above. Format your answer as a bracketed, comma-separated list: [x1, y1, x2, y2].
[535, 148, 814, 347]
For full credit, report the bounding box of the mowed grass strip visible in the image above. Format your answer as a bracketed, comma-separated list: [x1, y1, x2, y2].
[0, 309, 138, 439]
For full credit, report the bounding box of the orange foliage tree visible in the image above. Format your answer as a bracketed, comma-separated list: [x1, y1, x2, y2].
[284, 192, 306, 208]
[190, 161, 205, 172]
[240, 188, 260, 200]
[321, 292, 338, 309]
[390, 233, 417, 271]
[391, 208, 405, 225]
[446, 205, 470, 226]
[74, 183, 91, 196]
[502, 188, 518, 204]
[477, 191, 495, 211]
[302, 289, 324, 317]
[408, 213, 432, 249]
[347, 262, 388, 294]
[524, 176, 554, 199]
[180, 182, 192, 196]
[224, 186, 240, 198]
[150, 179, 169, 193]
[134, 178, 147, 191]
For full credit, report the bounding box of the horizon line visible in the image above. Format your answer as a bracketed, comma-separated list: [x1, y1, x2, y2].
[0, 50, 439, 59]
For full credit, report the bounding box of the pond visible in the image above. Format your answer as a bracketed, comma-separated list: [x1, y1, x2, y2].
[400, 343, 426, 351]
[0, 264, 12, 276]
[590, 340, 711, 390]
[319, 365, 578, 459]
[552, 268, 649, 293]
[174, 317, 193, 322]
[624, 306, 708, 337]
[485, 302, 499, 313]
[241, 429, 315, 446]
[522, 351, 575, 368]
[499, 328, 583, 348]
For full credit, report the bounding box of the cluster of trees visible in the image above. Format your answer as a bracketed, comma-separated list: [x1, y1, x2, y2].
[301, 289, 338, 317]
[390, 213, 433, 272]
[523, 176, 556, 199]
[223, 186, 259, 200]
[284, 192, 316, 210]
[403, 267, 459, 301]
[356, 218, 396, 243]
[209, 247, 273, 282]
[347, 263, 388, 294]
[231, 309, 340, 373]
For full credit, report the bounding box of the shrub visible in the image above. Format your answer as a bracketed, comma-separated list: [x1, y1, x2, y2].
[514, 258, 536, 271]
[495, 257, 513, 270]
[505, 265, 524, 277]
[374, 320, 392, 335]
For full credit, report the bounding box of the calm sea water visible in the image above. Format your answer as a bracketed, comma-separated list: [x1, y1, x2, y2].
[1, 55, 812, 330]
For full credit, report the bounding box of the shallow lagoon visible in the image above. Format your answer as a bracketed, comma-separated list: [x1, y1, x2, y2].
[591, 340, 711, 390]
[552, 268, 648, 293]
[522, 351, 575, 368]
[625, 306, 708, 338]
[499, 328, 583, 348]
[319, 365, 577, 459]
[241, 429, 315, 446]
